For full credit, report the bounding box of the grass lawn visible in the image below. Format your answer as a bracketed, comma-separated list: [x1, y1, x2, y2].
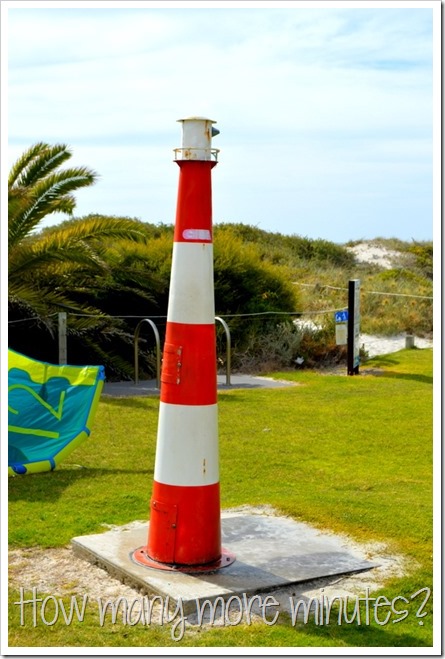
[7, 349, 434, 649]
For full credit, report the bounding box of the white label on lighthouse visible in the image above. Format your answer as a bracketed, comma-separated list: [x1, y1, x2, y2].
[182, 229, 211, 241]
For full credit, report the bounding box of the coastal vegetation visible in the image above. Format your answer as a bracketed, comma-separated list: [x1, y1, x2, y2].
[8, 144, 433, 378]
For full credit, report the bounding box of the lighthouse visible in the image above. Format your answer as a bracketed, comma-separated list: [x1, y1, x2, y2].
[132, 117, 235, 572]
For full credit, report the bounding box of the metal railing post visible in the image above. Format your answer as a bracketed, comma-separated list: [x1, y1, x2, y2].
[58, 312, 67, 365]
[215, 316, 231, 386]
[134, 319, 161, 388]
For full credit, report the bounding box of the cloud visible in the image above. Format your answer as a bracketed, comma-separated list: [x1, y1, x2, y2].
[6, 5, 435, 242]
[8, 8, 180, 68]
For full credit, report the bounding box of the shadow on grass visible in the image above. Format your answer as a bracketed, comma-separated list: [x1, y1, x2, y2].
[101, 397, 158, 410]
[217, 390, 281, 402]
[365, 356, 401, 368]
[363, 356, 433, 385]
[8, 466, 153, 503]
[376, 372, 432, 385]
[218, 392, 252, 403]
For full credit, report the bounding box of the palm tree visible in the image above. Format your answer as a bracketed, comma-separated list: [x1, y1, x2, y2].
[9, 142, 97, 243]
[8, 143, 146, 321]
[8, 143, 149, 375]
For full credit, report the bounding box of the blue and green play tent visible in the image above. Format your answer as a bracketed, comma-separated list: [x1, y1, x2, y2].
[8, 349, 105, 475]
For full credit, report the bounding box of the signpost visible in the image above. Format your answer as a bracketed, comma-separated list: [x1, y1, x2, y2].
[334, 310, 348, 346]
[334, 310, 348, 323]
[347, 279, 360, 375]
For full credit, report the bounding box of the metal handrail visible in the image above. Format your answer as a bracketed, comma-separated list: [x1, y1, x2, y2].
[134, 317, 230, 389]
[134, 319, 161, 388]
[173, 147, 220, 161]
[215, 316, 231, 386]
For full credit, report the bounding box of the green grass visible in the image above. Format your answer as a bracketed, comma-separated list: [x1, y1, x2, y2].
[8, 349, 434, 648]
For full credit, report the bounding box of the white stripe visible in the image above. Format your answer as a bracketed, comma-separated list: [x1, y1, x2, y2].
[167, 242, 215, 325]
[154, 402, 219, 486]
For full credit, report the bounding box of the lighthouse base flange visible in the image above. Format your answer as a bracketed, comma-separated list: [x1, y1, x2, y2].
[131, 547, 236, 573]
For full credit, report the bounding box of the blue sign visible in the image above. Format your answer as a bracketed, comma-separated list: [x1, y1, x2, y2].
[335, 310, 348, 323]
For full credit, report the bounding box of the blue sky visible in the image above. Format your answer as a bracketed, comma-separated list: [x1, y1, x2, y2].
[4, 1, 439, 243]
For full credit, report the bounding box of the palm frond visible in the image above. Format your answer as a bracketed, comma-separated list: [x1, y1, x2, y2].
[9, 284, 108, 331]
[46, 215, 146, 244]
[11, 168, 97, 241]
[8, 188, 38, 245]
[11, 143, 74, 189]
[8, 240, 105, 279]
[8, 142, 50, 188]
[81, 334, 135, 380]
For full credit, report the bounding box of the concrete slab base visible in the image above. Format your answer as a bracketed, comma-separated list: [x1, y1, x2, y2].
[71, 509, 376, 615]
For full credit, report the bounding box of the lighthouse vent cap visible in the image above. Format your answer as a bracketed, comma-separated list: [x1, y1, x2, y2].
[177, 116, 217, 123]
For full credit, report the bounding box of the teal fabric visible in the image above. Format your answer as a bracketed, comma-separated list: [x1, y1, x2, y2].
[8, 350, 105, 474]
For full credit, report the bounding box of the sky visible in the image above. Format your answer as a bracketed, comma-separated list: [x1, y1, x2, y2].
[3, 1, 440, 244]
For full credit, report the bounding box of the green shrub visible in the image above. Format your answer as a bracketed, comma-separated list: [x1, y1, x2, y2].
[214, 223, 355, 268]
[214, 234, 299, 363]
[407, 241, 433, 280]
[293, 317, 348, 369]
[9, 216, 433, 378]
[227, 321, 301, 372]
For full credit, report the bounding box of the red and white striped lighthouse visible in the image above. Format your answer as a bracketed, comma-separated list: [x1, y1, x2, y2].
[132, 117, 235, 572]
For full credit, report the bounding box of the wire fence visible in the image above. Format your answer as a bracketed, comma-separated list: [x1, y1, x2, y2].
[8, 309, 345, 325]
[8, 280, 433, 328]
[8, 281, 433, 382]
[292, 282, 433, 300]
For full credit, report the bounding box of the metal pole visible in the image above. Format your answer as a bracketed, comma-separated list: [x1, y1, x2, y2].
[134, 319, 161, 388]
[347, 280, 360, 376]
[215, 316, 231, 386]
[58, 312, 67, 365]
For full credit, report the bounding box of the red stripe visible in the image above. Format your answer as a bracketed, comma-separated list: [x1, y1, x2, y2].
[146, 480, 221, 566]
[174, 161, 216, 243]
[160, 322, 217, 405]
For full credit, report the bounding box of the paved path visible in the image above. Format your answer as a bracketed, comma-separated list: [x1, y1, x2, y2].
[102, 373, 298, 397]
[102, 335, 432, 397]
